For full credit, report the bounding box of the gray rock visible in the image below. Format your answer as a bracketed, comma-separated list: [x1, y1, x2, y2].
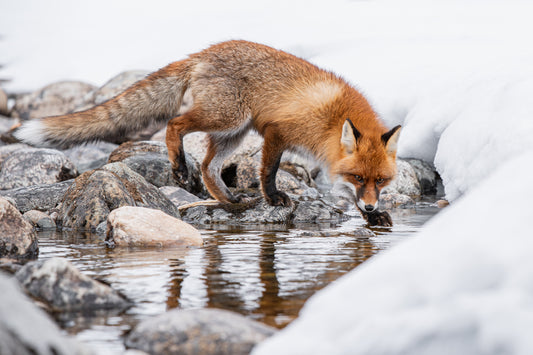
[59, 162, 179, 230]
[0, 143, 32, 165]
[0, 180, 73, 213]
[382, 159, 421, 198]
[0, 272, 92, 355]
[62, 141, 118, 173]
[15, 258, 130, 312]
[379, 193, 415, 209]
[159, 186, 203, 207]
[12, 81, 96, 120]
[405, 158, 439, 195]
[23, 210, 56, 229]
[124, 308, 276, 355]
[108, 140, 207, 196]
[0, 148, 78, 190]
[0, 115, 18, 134]
[0, 197, 38, 259]
[181, 198, 344, 225]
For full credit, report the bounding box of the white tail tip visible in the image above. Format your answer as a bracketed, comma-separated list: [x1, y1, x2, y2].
[13, 119, 52, 147]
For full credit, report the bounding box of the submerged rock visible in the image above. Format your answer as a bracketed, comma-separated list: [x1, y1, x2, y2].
[124, 308, 276, 355]
[15, 258, 130, 312]
[23, 210, 56, 229]
[0, 148, 78, 190]
[0, 197, 38, 259]
[0, 272, 92, 355]
[106, 206, 203, 247]
[59, 162, 178, 230]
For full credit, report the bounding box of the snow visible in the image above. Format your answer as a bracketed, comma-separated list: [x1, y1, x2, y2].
[2, 1, 533, 352]
[253, 150, 533, 355]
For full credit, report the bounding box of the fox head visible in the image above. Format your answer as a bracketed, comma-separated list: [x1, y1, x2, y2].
[333, 118, 401, 213]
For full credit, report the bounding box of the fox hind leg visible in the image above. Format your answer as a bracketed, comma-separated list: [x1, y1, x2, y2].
[261, 128, 292, 207]
[201, 131, 249, 204]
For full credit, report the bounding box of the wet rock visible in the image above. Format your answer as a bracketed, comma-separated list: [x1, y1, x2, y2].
[62, 141, 118, 173]
[181, 197, 344, 225]
[0, 180, 73, 213]
[59, 162, 179, 230]
[109, 140, 207, 195]
[159, 186, 203, 207]
[405, 158, 439, 195]
[12, 81, 96, 120]
[0, 197, 38, 259]
[124, 308, 276, 355]
[0, 88, 8, 116]
[23, 210, 56, 229]
[15, 258, 130, 312]
[106, 206, 203, 247]
[0, 148, 78, 190]
[382, 159, 421, 198]
[0, 272, 92, 355]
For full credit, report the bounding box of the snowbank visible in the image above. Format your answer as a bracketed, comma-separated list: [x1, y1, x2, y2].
[253, 150, 533, 355]
[1, 0, 533, 200]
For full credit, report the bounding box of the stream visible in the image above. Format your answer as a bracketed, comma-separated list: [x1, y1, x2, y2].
[37, 200, 441, 354]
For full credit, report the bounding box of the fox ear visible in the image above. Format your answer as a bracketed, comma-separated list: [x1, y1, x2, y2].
[341, 118, 361, 154]
[381, 125, 401, 155]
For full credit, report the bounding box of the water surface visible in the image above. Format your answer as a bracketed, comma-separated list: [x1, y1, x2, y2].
[37, 201, 440, 354]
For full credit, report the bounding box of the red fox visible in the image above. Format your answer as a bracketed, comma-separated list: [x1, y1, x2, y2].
[15, 40, 400, 226]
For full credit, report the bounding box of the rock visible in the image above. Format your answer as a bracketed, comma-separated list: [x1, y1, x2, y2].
[109, 140, 206, 195]
[382, 159, 421, 198]
[0, 272, 92, 355]
[0, 180, 73, 213]
[62, 141, 118, 173]
[12, 81, 96, 120]
[124, 308, 276, 355]
[379, 193, 415, 209]
[159, 186, 203, 207]
[0, 148, 78, 190]
[405, 158, 439, 195]
[437, 199, 450, 208]
[106, 206, 203, 247]
[15, 258, 130, 312]
[0, 197, 38, 259]
[59, 162, 179, 230]
[86, 70, 149, 106]
[0, 143, 31, 165]
[181, 197, 344, 225]
[0, 88, 8, 116]
[23, 210, 56, 229]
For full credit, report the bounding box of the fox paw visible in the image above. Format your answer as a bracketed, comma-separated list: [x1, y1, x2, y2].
[362, 210, 393, 227]
[265, 191, 292, 207]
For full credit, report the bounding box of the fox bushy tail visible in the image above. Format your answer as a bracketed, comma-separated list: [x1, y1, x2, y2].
[15, 60, 191, 148]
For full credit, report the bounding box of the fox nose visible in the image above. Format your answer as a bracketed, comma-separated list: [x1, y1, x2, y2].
[364, 204, 375, 212]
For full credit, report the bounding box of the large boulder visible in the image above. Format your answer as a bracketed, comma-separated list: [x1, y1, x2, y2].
[124, 308, 276, 355]
[0, 272, 92, 355]
[0, 148, 77, 190]
[59, 162, 179, 230]
[12, 81, 95, 120]
[0, 197, 38, 259]
[106, 206, 203, 247]
[15, 258, 130, 312]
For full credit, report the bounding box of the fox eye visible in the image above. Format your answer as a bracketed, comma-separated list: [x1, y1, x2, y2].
[353, 175, 364, 183]
[376, 177, 385, 185]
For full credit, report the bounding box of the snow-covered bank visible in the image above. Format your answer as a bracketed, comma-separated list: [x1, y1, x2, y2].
[253, 150, 533, 355]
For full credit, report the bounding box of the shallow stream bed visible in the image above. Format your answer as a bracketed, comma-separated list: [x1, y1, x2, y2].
[37, 201, 441, 354]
